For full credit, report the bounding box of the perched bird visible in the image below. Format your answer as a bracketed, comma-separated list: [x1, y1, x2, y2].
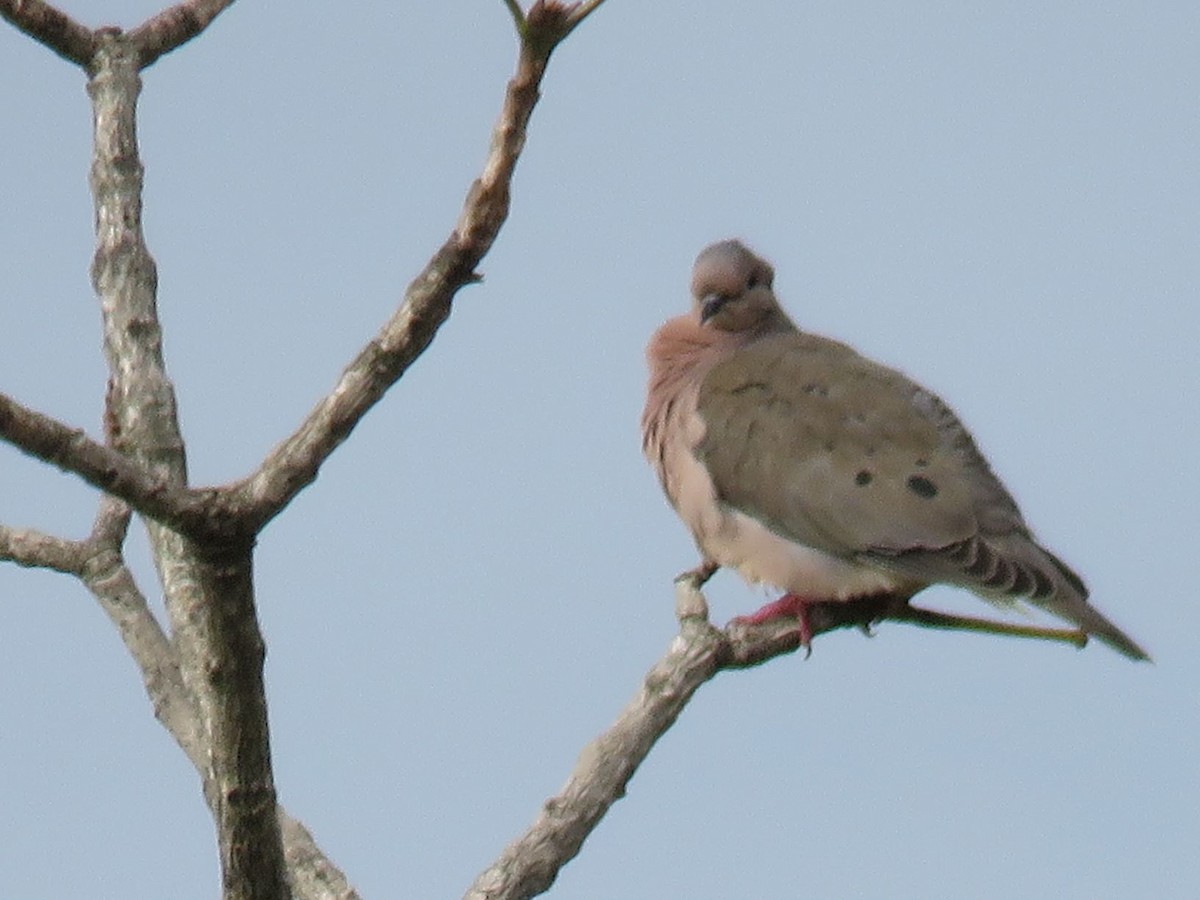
[642, 239, 1148, 660]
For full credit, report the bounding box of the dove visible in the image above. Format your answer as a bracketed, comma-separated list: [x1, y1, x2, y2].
[642, 239, 1148, 660]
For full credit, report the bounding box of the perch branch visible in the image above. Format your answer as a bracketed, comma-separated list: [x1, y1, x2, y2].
[0, 0, 94, 66]
[234, 0, 609, 533]
[465, 575, 1086, 899]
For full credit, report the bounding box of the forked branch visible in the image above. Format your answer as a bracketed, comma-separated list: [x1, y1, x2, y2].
[0, 0, 236, 69]
[2, 3, 610, 898]
[233, 0, 610, 532]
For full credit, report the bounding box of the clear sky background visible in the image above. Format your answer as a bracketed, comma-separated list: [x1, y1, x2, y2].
[2, 2, 1197, 898]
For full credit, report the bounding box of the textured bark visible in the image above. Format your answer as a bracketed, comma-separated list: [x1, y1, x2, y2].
[86, 31, 288, 900]
[128, 0, 238, 69]
[0, 0, 234, 70]
[3, 2, 609, 898]
[0, 390, 208, 533]
[464, 576, 1085, 899]
[462, 576, 887, 900]
[1, 500, 357, 899]
[232, 1, 606, 532]
[4, 4, 1085, 898]
[0, 522, 80, 573]
[82, 499, 209, 761]
[0, 0, 94, 65]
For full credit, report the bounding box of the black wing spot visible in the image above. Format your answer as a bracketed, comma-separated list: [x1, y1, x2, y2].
[907, 474, 938, 499]
[855, 470, 873, 486]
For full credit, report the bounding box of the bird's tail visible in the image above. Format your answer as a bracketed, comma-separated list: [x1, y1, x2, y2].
[1033, 548, 1150, 662]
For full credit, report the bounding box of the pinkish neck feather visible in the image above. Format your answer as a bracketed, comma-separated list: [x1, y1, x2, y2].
[641, 316, 751, 496]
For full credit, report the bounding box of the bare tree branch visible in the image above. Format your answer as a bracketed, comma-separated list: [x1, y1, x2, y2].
[462, 577, 876, 900]
[501, 0, 526, 31]
[0, 495, 355, 900]
[0, 497, 201, 753]
[86, 31, 288, 899]
[128, 0, 238, 69]
[7, 3, 609, 896]
[0, 391, 211, 534]
[0, 492, 359, 899]
[465, 576, 1086, 899]
[233, 0, 609, 532]
[0, 0, 94, 66]
[82, 539, 359, 899]
[77, 497, 211, 763]
[0, 522, 82, 573]
[279, 815, 361, 900]
[0, 0, 237, 68]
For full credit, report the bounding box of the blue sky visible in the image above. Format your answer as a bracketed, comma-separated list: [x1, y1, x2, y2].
[1, 2, 1197, 897]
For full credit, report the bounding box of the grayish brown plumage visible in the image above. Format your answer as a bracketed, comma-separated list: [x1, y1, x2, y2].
[642, 239, 1148, 660]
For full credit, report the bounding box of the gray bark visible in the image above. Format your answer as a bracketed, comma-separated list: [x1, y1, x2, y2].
[0, 2, 608, 898]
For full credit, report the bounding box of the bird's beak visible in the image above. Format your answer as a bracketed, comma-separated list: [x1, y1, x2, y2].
[699, 293, 727, 324]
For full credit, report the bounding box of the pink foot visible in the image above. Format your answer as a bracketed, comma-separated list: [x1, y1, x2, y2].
[731, 594, 816, 657]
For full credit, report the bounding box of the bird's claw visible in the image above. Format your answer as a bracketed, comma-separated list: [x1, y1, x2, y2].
[732, 593, 816, 659]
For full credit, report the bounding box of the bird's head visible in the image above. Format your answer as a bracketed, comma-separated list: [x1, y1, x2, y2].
[690, 240, 790, 335]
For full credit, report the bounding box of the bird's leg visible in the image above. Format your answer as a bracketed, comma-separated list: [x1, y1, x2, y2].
[731, 594, 816, 658]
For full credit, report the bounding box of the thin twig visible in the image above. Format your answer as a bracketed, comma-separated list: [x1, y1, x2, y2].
[234, 0, 608, 533]
[545, 0, 608, 47]
[502, 0, 525, 31]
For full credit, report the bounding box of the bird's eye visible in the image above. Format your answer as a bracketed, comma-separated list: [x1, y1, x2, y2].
[746, 274, 759, 289]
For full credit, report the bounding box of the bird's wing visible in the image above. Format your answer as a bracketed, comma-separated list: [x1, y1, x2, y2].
[694, 330, 1149, 659]
[695, 331, 1063, 597]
